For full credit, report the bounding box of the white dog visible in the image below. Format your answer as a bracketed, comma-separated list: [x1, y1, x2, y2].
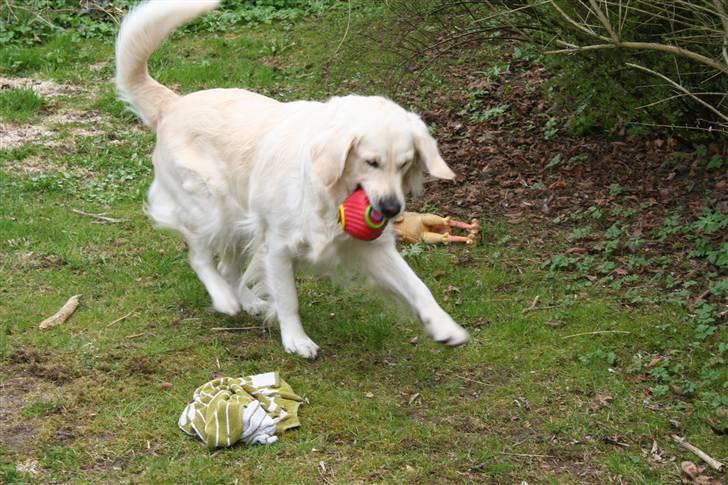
[115, 0, 470, 358]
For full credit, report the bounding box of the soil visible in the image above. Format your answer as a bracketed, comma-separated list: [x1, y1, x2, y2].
[0, 76, 80, 97]
[1, 76, 110, 150]
[406, 58, 727, 227]
[0, 376, 56, 454]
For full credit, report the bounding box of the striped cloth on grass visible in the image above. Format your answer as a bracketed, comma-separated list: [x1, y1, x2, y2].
[178, 372, 304, 448]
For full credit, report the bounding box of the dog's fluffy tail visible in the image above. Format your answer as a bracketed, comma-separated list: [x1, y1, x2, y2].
[115, 0, 220, 129]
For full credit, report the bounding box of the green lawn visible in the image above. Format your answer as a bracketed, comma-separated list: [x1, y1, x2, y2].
[0, 4, 725, 484]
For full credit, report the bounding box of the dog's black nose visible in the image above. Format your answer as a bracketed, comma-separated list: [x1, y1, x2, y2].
[378, 198, 401, 218]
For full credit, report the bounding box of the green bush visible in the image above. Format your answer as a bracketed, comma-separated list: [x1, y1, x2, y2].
[380, 0, 727, 138]
[527, 0, 728, 137]
[0, 0, 336, 46]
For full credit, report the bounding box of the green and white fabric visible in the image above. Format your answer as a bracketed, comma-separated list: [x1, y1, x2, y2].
[178, 372, 304, 448]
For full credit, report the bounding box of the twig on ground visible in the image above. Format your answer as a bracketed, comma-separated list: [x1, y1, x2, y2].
[72, 208, 125, 223]
[455, 375, 495, 387]
[687, 289, 711, 311]
[38, 294, 81, 330]
[562, 330, 631, 339]
[497, 452, 553, 458]
[522, 295, 540, 313]
[107, 311, 134, 327]
[126, 332, 145, 339]
[672, 434, 724, 472]
[210, 326, 265, 332]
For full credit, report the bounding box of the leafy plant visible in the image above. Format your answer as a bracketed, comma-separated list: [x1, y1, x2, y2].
[474, 104, 509, 122]
[543, 117, 559, 140]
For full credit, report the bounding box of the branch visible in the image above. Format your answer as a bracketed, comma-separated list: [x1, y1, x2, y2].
[626, 62, 728, 122]
[547, 0, 610, 41]
[39, 295, 81, 330]
[715, 0, 728, 65]
[672, 435, 724, 472]
[548, 41, 728, 76]
[588, 0, 620, 42]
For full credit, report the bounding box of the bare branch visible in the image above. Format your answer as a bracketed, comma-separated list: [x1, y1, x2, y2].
[547, 40, 728, 75]
[547, 0, 610, 41]
[589, 0, 620, 42]
[626, 62, 728, 122]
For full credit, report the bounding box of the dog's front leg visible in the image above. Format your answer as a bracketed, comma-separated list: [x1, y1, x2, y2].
[362, 244, 470, 346]
[264, 246, 320, 359]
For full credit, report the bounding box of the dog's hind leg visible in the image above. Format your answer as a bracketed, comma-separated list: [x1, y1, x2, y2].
[187, 237, 241, 316]
[219, 247, 244, 290]
[220, 247, 269, 317]
[237, 249, 270, 317]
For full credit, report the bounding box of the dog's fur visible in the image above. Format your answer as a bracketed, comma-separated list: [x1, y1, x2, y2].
[115, 0, 469, 358]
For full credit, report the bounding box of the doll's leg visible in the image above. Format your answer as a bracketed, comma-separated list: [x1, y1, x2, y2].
[419, 214, 449, 234]
[448, 217, 480, 232]
[446, 234, 474, 245]
[422, 231, 450, 244]
[421, 213, 450, 226]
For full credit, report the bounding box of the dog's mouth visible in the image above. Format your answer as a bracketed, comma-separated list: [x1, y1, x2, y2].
[353, 185, 403, 219]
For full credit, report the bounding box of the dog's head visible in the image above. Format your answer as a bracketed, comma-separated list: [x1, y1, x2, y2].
[310, 96, 454, 219]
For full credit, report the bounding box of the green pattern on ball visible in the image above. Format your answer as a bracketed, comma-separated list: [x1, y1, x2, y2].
[364, 205, 386, 229]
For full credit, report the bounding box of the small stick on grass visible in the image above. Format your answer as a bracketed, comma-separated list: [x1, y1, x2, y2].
[496, 452, 553, 458]
[522, 295, 540, 313]
[455, 375, 494, 387]
[107, 311, 134, 327]
[126, 332, 145, 339]
[210, 326, 265, 332]
[672, 434, 724, 472]
[72, 208, 125, 223]
[562, 330, 631, 339]
[39, 295, 81, 330]
[687, 289, 711, 311]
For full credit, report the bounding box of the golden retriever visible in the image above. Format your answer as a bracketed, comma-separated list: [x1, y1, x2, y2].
[115, 0, 469, 358]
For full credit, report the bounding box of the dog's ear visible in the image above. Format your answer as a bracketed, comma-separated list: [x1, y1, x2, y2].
[409, 113, 455, 180]
[310, 131, 357, 188]
[403, 158, 425, 196]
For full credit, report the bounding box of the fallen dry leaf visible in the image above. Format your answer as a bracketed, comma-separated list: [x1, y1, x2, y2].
[588, 393, 614, 412]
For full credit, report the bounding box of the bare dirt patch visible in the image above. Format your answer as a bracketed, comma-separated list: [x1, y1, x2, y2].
[0, 76, 81, 97]
[4, 155, 97, 178]
[1, 108, 109, 151]
[0, 122, 54, 150]
[0, 75, 111, 150]
[8, 348, 77, 384]
[0, 376, 60, 454]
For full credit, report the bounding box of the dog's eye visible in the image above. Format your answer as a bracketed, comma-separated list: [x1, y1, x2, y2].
[366, 160, 380, 169]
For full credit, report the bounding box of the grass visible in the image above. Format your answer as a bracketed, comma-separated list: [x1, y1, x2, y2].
[0, 3, 726, 484]
[0, 88, 45, 122]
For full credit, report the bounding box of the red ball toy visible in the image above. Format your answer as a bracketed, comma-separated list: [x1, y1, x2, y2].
[338, 188, 388, 240]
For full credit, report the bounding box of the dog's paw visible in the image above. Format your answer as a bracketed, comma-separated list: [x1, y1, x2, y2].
[211, 293, 241, 316]
[242, 301, 269, 317]
[282, 333, 320, 360]
[427, 320, 470, 346]
[238, 286, 269, 317]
